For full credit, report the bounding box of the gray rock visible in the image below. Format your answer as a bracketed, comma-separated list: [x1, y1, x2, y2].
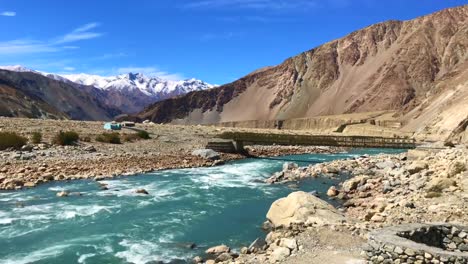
[376, 161, 395, 170]
[191, 149, 220, 160]
[407, 161, 428, 174]
[249, 237, 266, 251]
[283, 162, 298, 171]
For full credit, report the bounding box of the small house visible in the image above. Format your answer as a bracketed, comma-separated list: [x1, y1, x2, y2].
[104, 122, 122, 130]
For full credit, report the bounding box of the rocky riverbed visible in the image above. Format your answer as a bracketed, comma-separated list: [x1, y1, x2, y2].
[0, 118, 344, 191]
[198, 146, 468, 264]
[0, 144, 342, 190]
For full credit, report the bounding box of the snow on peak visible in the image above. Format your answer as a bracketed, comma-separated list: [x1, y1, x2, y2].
[0, 65, 38, 73]
[62, 72, 215, 97]
[0, 65, 215, 102]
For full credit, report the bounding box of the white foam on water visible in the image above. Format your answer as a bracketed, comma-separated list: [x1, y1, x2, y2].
[1, 224, 51, 239]
[188, 161, 272, 189]
[115, 239, 162, 264]
[77, 253, 96, 264]
[1, 244, 69, 264]
[0, 218, 14, 225]
[56, 204, 118, 219]
[48, 186, 68, 192]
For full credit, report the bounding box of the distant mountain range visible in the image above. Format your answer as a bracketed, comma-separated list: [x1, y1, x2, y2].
[131, 5, 468, 142]
[0, 66, 214, 119]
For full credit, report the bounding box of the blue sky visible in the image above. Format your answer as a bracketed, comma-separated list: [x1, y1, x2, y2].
[0, 0, 466, 84]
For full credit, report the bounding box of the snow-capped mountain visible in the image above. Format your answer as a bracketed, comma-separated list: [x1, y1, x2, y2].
[0, 65, 39, 73]
[0, 65, 215, 114]
[62, 73, 214, 98]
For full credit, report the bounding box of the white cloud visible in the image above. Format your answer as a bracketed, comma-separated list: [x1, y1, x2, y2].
[1, 11, 16, 17]
[117, 66, 185, 81]
[56, 23, 103, 44]
[184, 0, 317, 10]
[0, 40, 59, 55]
[0, 22, 102, 55]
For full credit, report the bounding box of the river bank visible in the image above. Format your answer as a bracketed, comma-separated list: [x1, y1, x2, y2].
[0, 144, 345, 190]
[201, 146, 468, 264]
[0, 118, 349, 191]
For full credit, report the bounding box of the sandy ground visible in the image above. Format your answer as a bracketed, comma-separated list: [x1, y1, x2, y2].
[283, 227, 366, 264]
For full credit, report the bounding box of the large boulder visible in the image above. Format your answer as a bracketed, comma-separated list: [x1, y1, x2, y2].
[342, 175, 369, 192]
[191, 149, 220, 160]
[266, 191, 345, 228]
[205, 244, 230, 255]
[407, 161, 428, 174]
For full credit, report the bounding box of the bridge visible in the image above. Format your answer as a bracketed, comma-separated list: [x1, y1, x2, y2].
[212, 131, 416, 153]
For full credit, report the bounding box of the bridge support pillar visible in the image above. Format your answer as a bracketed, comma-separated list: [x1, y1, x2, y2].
[233, 140, 248, 155]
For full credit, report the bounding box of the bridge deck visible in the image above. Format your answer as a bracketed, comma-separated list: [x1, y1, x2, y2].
[218, 132, 416, 149]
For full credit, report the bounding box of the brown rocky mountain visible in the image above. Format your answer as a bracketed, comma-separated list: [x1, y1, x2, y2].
[134, 5, 467, 142]
[0, 70, 121, 120]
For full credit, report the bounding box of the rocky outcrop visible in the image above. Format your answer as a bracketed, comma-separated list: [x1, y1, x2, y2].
[266, 191, 345, 228]
[0, 70, 121, 120]
[133, 5, 468, 142]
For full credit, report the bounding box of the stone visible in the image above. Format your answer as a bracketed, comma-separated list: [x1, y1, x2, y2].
[394, 246, 404, 254]
[448, 161, 466, 177]
[266, 191, 345, 228]
[270, 247, 290, 262]
[205, 244, 230, 255]
[135, 189, 149, 195]
[459, 243, 468, 251]
[407, 161, 428, 174]
[249, 238, 266, 251]
[240, 247, 249, 254]
[215, 252, 233, 262]
[191, 149, 220, 160]
[376, 161, 395, 170]
[23, 182, 36, 188]
[459, 231, 467, 238]
[342, 175, 368, 192]
[404, 248, 415, 256]
[279, 238, 297, 250]
[426, 178, 456, 192]
[56, 191, 69, 197]
[205, 260, 215, 264]
[283, 162, 298, 171]
[327, 186, 339, 197]
[192, 256, 203, 263]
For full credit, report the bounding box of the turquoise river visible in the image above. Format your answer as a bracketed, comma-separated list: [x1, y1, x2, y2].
[0, 148, 404, 264]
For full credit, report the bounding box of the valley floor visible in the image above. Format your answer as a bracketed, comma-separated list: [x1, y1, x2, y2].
[0, 117, 340, 190]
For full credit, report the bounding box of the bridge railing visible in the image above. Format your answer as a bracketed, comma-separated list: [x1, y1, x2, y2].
[218, 132, 416, 149]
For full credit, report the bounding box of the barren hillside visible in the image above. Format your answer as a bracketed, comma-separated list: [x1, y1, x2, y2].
[135, 5, 468, 142]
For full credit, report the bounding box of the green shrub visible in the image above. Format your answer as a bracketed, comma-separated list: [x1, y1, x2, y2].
[137, 130, 150, 140]
[0, 132, 28, 150]
[122, 133, 140, 142]
[96, 132, 121, 144]
[31, 132, 42, 144]
[53, 131, 79, 146]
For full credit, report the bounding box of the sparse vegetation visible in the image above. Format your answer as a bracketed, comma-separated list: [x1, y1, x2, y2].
[0, 132, 28, 150]
[31, 132, 42, 144]
[137, 130, 150, 140]
[53, 131, 79, 146]
[96, 132, 121, 144]
[122, 133, 140, 142]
